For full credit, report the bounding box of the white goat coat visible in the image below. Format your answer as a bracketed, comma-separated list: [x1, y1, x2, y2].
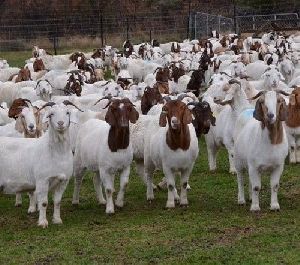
[74, 119, 133, 172]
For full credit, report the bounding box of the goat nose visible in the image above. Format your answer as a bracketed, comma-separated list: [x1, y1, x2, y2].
[57, 121, 64, 126]
[28, 123, 34, 130]
[267, 113, 274, 119]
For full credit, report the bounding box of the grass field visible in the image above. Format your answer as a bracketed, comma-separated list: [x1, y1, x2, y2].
[0, 51, 300, 264]
[0, 139, 299, 264]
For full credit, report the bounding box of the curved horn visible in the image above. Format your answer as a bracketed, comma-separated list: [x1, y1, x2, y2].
[62, 100, 84, 112]
[38, 102, 56, 111]
[228, 79, 241, 86]
[276, 90, 290, 96]
[93, 95, 113, 106]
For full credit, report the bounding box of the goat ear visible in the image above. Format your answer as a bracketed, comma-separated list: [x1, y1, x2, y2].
[159, 111, 167, 127]
[15, 117, 24, 133]
[253, 100, 264, 121]
[182, 108, 192, 124]
[289, 94, 296, 105]
[105, 108, 116, 126]
[129, 108, 139, 124]
[279, 100, 288, 121]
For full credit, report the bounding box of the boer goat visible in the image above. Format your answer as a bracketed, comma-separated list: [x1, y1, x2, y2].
[234, 90, 289, 211]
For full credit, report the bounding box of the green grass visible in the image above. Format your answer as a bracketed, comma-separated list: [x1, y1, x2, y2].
[0, 139, 299, 264]
[0, 50, 299, 264]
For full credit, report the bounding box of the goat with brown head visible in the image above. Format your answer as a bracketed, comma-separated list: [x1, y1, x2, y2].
[15, 67, 31, 83]
[101, 97, 139, 152]
[8, 98, 43, 138]
[159, 100, 192, 150]
[33, 58, 45, 72]
[141, 85, 163, 114]
[251, 90, 288, 144]
[286, 86, 300, 128]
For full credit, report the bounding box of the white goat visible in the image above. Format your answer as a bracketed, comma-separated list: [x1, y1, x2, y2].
[0, 102, 77, 227]
[234, 90, 288, 211]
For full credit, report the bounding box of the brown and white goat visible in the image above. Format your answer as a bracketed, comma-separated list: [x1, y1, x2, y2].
[72, 97, 139, 214]
[285, 86, 300, 163]
[234, 90, 289, 211]
[144, 100, 199, 208]
[141, 85, 163, 114]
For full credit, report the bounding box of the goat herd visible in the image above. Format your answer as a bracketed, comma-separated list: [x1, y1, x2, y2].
[0, 30, 299, 228]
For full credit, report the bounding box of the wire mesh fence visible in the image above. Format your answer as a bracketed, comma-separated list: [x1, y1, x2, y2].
[0, 1, 299, 53]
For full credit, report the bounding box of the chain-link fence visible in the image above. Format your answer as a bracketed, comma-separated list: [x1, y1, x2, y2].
[0, 1, 299, 53]
[189, 12, 234, 39]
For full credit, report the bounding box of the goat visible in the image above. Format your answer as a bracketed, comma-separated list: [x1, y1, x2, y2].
[141, 85, 163, 115]
[0, 101, 78, 227]
[285, 86, 300, 163]
[144, 100, 198, 207]
[234, 90, 288, 211]
[72, 98, 139, 214]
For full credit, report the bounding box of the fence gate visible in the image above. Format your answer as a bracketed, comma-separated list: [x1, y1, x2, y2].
[190, 12, 234, 39]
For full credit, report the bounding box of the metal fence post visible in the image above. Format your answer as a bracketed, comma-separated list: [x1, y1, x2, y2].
[100, 14, 104, 47]
[126, 17, 129, 40]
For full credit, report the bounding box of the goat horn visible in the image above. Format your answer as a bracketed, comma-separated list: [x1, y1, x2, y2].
[248, 91, 266, 100]
[39, 102, 56, 111]
[219, 71, 232, 77]
[229, 79, 241, 86]
[276, 90, 290, 96]
[94, 95, 113, 106]
[214, 98, 234, 105]
[62, 100, 84, 112]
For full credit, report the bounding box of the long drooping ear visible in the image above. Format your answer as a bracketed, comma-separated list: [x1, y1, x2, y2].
[289, 94, 296, 106]
[253, 99, 264, 121]
[129, 108, 139, 124]
[15, 116, 24, 133]
[182, 107, 193, 124]
[105, 107, 116, 126]
[159, 110, 167, 127]
[279, 99, 288, 121]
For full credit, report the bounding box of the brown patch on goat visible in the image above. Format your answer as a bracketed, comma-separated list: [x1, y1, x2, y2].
[105, 98, 139, 152]
[286, 87, 300, 128]
[170, 63, 185, 83]
[15, 67, 31, 83]
[159, 100, 192, 151]
[141, 85, 163, 115]
[70, 52, 85, 63]
[33, 58, 45, 72]
[8, 98, 30, 119]
[250, 42, 261, 52]
[186, 69, 205, 97]
[123, 40, 134, 58]
[92, 49, 105, 60]
[253, 94, 287, 144]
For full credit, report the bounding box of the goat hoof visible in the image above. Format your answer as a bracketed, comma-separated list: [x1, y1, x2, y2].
[106, 208, 115, 215]
[15, 203, 22, 207]
[72, 200, 79, 206]
[115, 200, 124, 208]
[166, 201, 175, 209]
[238, 199, 246, 205]
[28, 207, 36, 214]
[270, 203, 280, 211]
[98, 200, 106, 206]
[250, 205, 260, 212]
[38, 220, 48, 228]
[52, 217, 63, 224]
